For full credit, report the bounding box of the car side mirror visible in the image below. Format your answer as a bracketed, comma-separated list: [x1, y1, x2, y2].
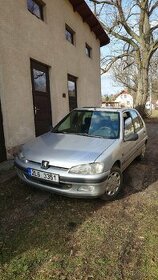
[124, 133, 138, 142]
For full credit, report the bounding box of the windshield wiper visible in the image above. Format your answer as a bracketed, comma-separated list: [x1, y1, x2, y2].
[52, 131, 79, 135]
[76, 133, 104, 138]
[52, 131, 68, 134]
[53, 131, 105, 138]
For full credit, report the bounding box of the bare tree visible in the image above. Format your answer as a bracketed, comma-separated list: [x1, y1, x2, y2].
[112, 58, 138, 93]
[87, 0, 158, 108]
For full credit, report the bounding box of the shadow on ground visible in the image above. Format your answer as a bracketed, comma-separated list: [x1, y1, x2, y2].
[122, 122, 158, 198]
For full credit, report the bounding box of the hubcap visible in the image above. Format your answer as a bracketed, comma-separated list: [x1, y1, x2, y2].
[105, 171, 121, 196]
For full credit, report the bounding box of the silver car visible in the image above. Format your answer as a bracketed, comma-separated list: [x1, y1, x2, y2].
[15, 107, 148, 200]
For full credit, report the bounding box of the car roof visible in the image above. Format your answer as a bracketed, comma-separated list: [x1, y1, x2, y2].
[74, 107, 135, 113]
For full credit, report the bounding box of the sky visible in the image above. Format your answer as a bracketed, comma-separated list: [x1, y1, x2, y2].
[100, 44, 124, 96]
[101, 72, 124, 96]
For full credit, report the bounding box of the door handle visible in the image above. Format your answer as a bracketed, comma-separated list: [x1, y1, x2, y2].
[34, 106, 40, 115]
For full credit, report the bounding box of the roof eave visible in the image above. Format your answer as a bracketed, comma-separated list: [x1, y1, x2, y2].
[68, 0, 110, 47]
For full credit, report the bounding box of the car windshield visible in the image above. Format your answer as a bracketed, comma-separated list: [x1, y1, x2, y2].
[52, 110, 120, 139]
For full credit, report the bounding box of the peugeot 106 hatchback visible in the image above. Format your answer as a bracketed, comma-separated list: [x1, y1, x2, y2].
[15, 107, 148, 200]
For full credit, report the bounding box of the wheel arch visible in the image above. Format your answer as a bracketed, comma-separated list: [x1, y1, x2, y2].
[112, 160, 121, 169]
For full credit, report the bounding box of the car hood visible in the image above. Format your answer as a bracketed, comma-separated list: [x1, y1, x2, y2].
[22, 132, 116, 169]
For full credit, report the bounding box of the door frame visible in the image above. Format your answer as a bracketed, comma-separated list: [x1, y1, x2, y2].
[30, 59, 52, 137]
[0, 100, 6, 162]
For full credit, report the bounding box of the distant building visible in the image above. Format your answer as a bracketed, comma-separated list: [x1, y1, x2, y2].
[102, 101, 119, 108]
[115, 90, 133, 108]
[155, 100, 158, 110]
[145, 101, 155, 110]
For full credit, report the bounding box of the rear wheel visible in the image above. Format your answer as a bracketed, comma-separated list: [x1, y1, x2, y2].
[101, 166, 123, 200]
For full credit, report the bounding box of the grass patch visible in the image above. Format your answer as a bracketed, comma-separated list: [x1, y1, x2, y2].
[0, 177, 158, 280]
[151, 110, 158, 118]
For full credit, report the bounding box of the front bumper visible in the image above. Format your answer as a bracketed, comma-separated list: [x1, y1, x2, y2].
[15, 158, 110, 198]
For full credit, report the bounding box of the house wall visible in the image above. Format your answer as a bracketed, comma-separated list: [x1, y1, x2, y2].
[0, 0, 101, 155]
[115, 93, 133, 108]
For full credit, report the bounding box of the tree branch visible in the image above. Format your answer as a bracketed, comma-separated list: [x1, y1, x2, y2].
[116, 0, 141, 43]
[152, 40, 158, 52]
[89, 0, 117, 6]
[150, 23, 158, 33]
[101, 21, 139, 49]
[147, 40, 158, 61]
[97, 3, 105, 16]
[101, 52, 133, 73]
[149, 1, 158, 16]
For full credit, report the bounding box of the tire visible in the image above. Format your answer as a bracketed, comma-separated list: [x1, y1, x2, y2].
[101, 166, 123, 201]
[137, 144, 146, 161]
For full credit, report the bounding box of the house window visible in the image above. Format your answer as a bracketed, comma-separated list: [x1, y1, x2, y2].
[85, 43, 92, 58]
[33, 68, 47, 92]
[27, 0, 45, 20]
[68, 75, 77, 111]
[65, 25, 75, 45]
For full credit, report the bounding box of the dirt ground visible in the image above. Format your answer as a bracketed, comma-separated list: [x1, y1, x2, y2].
[0, 121, 158, 280]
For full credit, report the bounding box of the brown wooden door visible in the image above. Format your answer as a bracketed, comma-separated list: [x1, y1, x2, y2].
[31, 60, 52, 137]
[0, 101, 6, 162]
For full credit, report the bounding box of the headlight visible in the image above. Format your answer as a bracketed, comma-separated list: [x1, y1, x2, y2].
[69, 162, 104, 175]
[17, 151, 28, 163]
[18, 151, 25, 160]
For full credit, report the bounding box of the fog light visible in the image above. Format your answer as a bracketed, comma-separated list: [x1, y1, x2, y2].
[78, 185, 95, 192]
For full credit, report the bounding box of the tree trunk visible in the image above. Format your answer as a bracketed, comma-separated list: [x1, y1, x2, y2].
[135, 50, 149, 109]
[135, 70, 148, 105]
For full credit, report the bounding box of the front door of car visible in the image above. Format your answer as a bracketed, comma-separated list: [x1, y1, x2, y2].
[31, 60, 52, 137]
[0, 100, 6, 162]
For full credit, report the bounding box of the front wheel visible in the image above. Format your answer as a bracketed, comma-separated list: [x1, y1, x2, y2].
[101, 166, 123, 201]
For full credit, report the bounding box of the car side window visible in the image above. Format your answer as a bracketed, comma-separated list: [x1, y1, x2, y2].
[130, 110, 144, 132]
[123, 112, 135, 138]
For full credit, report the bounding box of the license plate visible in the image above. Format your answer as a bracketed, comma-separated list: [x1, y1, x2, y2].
[28, 168, 59, 183]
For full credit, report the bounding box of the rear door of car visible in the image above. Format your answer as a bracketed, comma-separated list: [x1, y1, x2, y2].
[129, 109, 147, 152]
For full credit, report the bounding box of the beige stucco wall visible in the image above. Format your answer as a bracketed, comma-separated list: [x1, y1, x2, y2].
[0, 0, 102, 155]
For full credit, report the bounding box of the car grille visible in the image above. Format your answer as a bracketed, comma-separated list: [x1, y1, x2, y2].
[28, 160, 68, 171]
